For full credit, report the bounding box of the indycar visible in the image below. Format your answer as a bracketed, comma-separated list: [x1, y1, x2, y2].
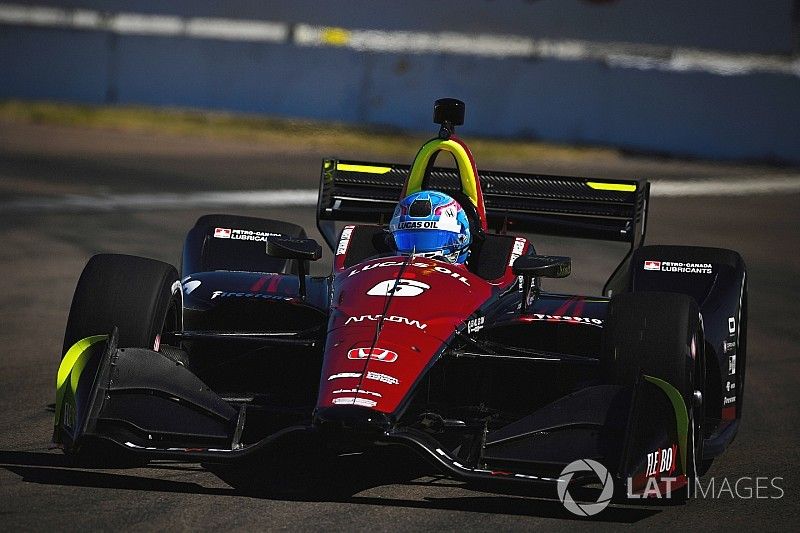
[55, 99, 746, 500]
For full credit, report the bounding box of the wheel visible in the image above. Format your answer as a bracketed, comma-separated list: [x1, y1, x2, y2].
[63, 254, 180, 355]
[603, 291, 704, 499]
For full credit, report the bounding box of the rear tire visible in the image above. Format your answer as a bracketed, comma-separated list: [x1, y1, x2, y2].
[603, 291, 704, 500]
[63, 254, 179, 355]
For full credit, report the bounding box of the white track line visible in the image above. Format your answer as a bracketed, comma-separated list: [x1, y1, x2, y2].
[1, 189, 318, 212]
[0, 3, 797, 77]
[2, 178, 798, 213]
[0, 4, 288, 43]
[650, 177, 800, 197]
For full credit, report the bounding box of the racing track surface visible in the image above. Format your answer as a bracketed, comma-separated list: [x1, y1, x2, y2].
[1, 122, 798, 531]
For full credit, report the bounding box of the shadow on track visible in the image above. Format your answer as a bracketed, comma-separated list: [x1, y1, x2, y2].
[0, 447, 661, 523]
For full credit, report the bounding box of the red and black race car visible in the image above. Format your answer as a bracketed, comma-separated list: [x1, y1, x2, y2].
[55, 99, 746, 501]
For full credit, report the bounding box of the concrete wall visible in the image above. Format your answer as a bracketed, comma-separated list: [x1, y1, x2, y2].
[2, 0, 799, 164]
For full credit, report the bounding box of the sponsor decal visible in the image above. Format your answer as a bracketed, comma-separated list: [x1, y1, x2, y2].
[62, 401, 76, 432]
[645, 445, 677, 476]
[211, 291, 292, 301]
[350, 261, 470, 286]
[399, 220, 437, 230]
[528, 313, 604, 327]
[350, 260, 429, 277]
[433, 265, 470, 286]
[508, 237, 526, 267]
[467, 316, 485, 333]
[347, 347, 399, 363]
[726, 381, 737, 392]
[366, 371, 399, 385]
[397, 217, 461, 232]
[183, 279, 202, 294]
[327, 372, 362, 381]
[332, 397, 377, 408]
[643, 260, 713, 274]
[723, 340, 736, 353]
[724, 396, 736, 405]
[366, 279, 431, 297]
[333, 388, 382, 398]
[345, 314, 427, 330]
[728, 316, 736, 333]
[728, 353, 736, 375]
[213, 227, 281, 242]
[336, 225, 355, 255]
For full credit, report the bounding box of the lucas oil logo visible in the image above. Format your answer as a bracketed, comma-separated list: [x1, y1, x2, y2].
[646, 444, 677, 476]
[398, 220, 438, 230]
[347, 347, 399, 363]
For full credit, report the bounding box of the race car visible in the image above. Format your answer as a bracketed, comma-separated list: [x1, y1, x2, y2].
[54, 99, 747, 500]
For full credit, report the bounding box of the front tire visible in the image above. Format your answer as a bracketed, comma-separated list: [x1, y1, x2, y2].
[63, 254, 179, 355]
[61, 254, 180, 464]
[604, 291, 705, 500]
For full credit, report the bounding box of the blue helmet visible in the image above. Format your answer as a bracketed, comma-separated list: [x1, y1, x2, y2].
[389, 190, 472, 264]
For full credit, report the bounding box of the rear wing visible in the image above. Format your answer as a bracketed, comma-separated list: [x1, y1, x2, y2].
[316, 159, 650, 252]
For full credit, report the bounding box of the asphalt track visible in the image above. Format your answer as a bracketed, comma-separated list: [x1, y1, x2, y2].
[1, 121, 799, 531]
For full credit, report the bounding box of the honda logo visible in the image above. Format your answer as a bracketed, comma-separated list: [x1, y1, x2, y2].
[347, 347, 398, 363]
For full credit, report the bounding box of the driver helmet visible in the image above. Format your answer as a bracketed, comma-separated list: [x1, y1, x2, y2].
[389, 190, 471, 264]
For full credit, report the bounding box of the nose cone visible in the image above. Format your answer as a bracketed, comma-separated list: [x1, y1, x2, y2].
[313, 405, 391, 436]
[319, 256, 492, 415]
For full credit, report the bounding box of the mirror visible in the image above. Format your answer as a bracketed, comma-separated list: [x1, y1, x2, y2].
[266, 237, 322, 261]
[512, 255, 571, 279]
[513, 255, 571, 313]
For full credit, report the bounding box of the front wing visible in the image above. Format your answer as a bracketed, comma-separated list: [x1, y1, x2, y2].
[55, 332, 690, 495]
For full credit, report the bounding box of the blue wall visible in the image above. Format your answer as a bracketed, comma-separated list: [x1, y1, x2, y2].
[2, 1, 799, 164]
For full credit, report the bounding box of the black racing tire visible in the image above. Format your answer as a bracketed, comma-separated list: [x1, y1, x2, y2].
[603, 291, 704, 500]
[62, 254, 180, 356]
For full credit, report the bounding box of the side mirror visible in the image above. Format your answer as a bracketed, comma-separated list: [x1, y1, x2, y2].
[266, 237, 322, 299]
[266, 237, 322, 261]
[512, 255, 571, 313]
[512, 255, 571, 279]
